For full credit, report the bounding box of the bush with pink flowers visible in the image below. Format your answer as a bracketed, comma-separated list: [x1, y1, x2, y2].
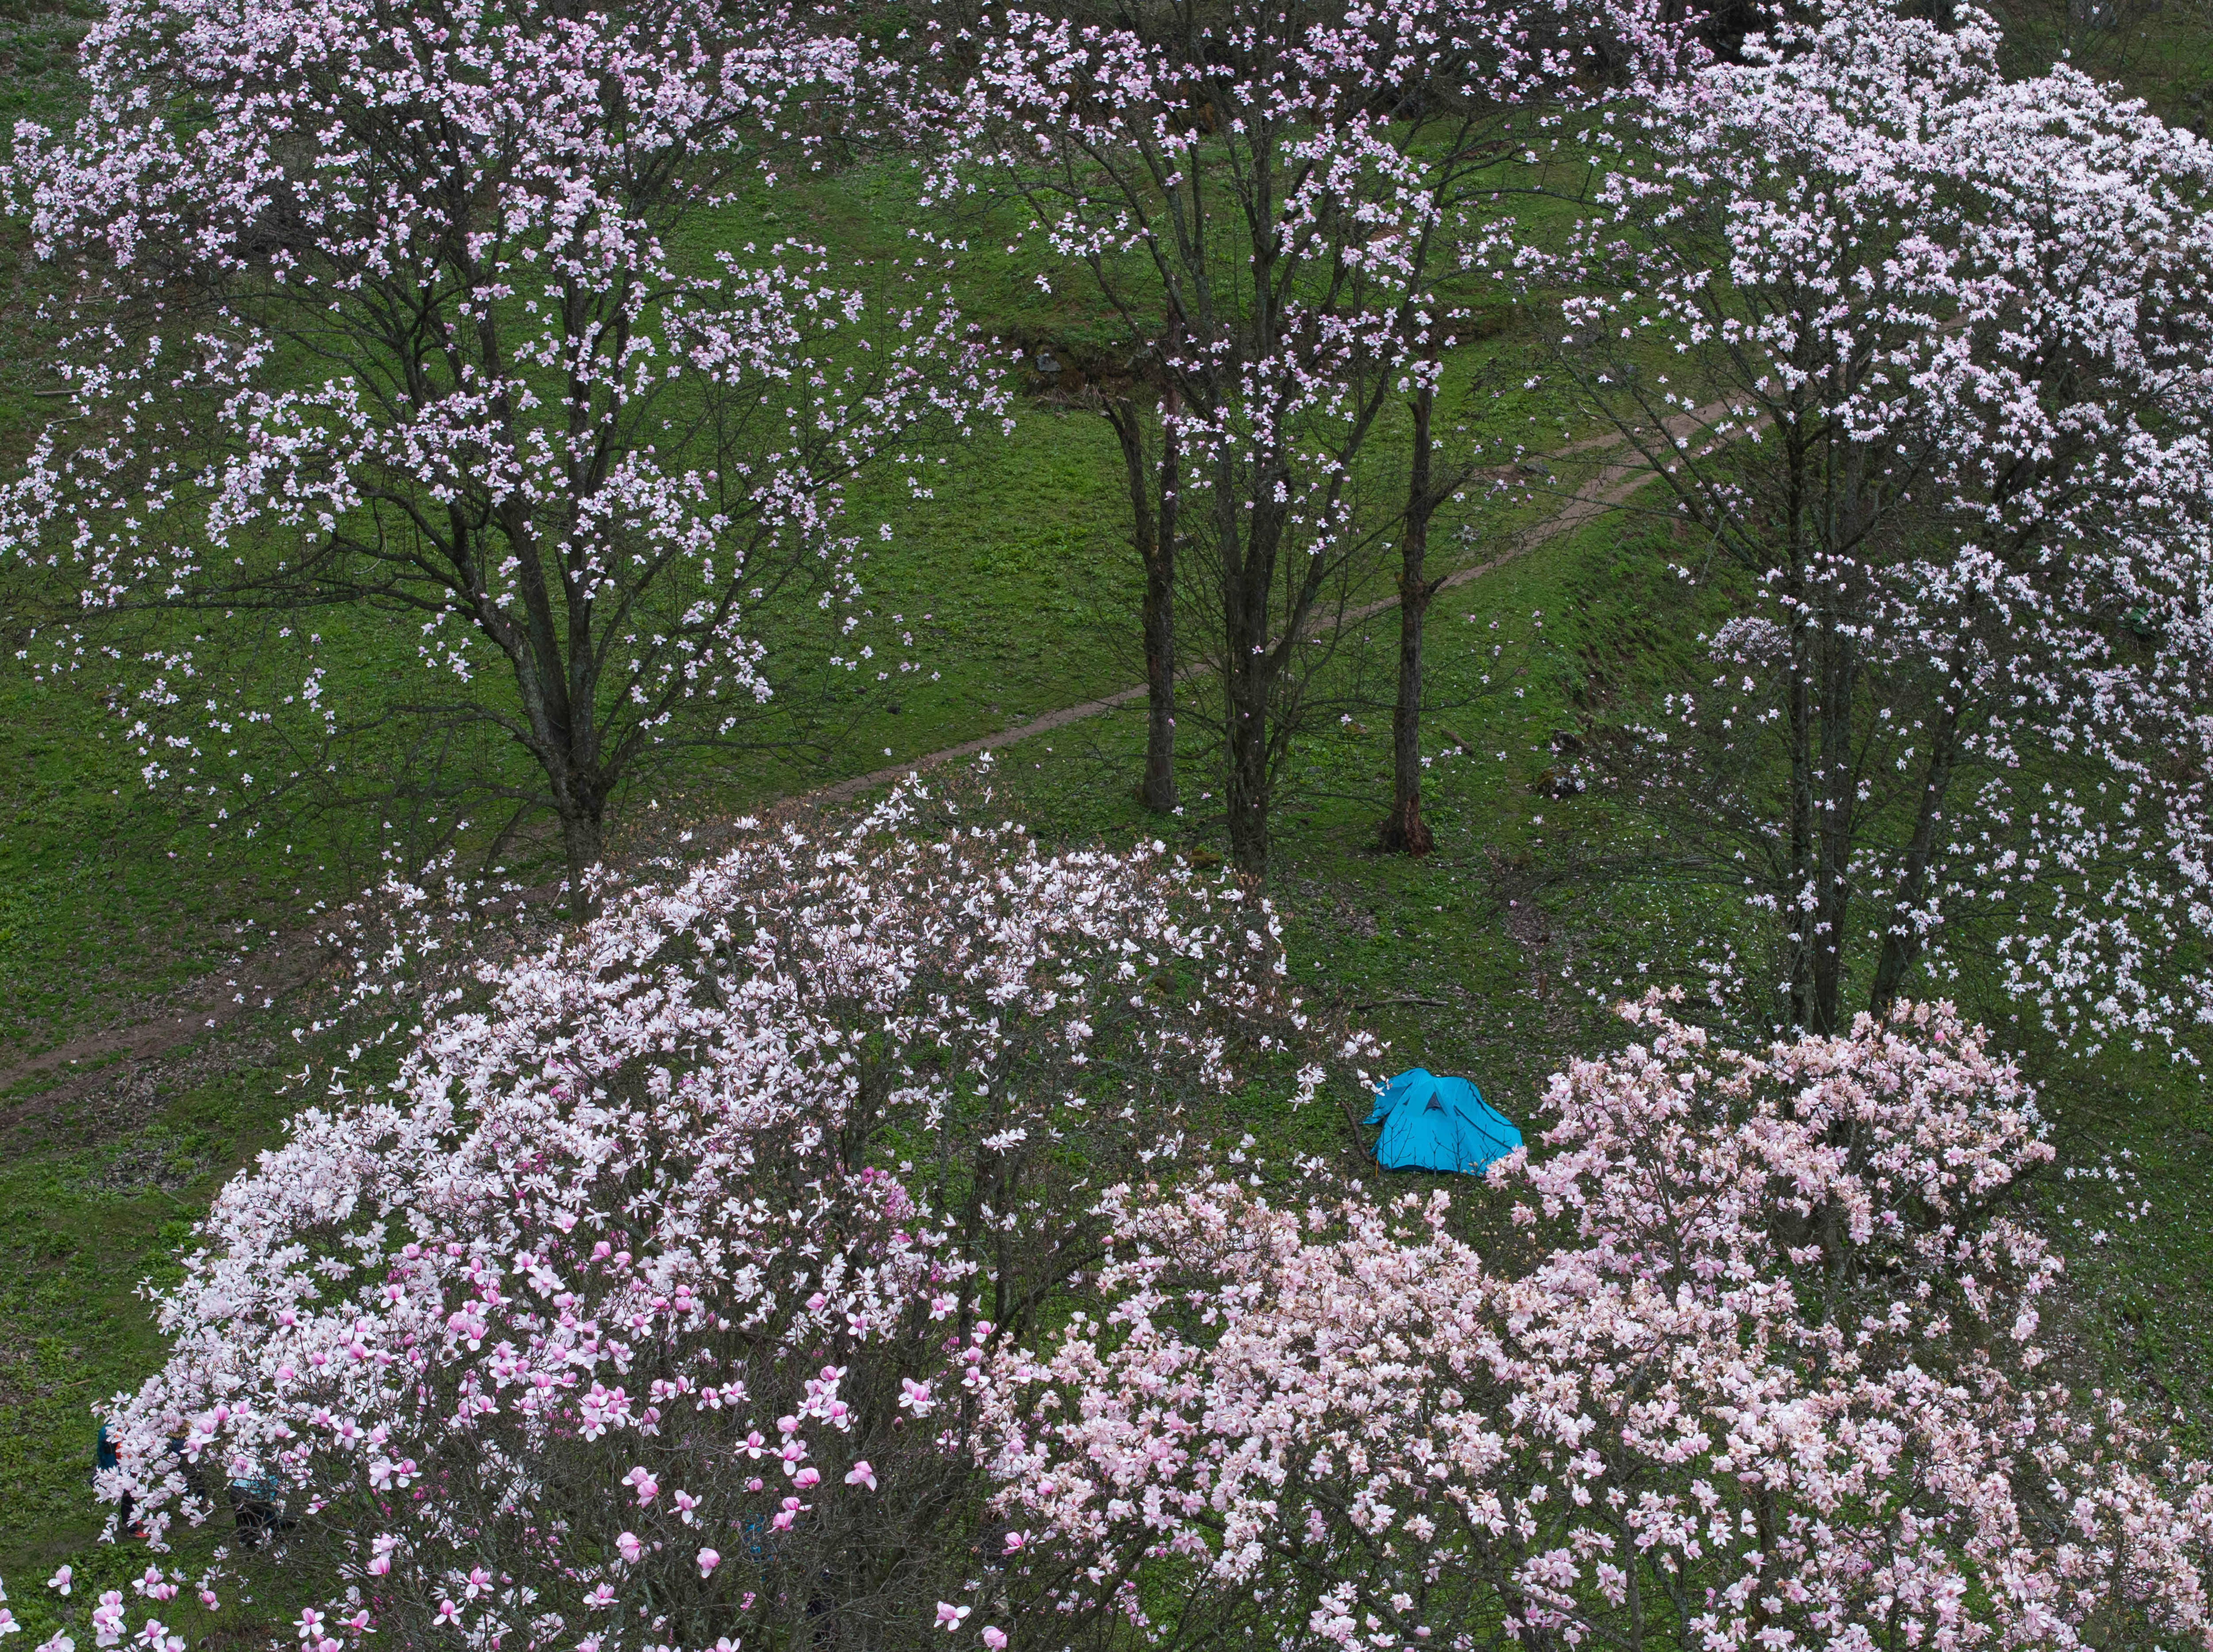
[95, 783, 1365, 1652]
[977, 999, 2213, 1652]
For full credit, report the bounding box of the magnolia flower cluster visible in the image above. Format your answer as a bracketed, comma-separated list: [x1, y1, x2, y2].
[909, 0, 1699, 871]
[96, 778, 1367, 1652]
[74, 792, 2213, 1652]
[1524, 0, 2213, 1048]
[980, 998, 2213, 1652]
[2, 0, 1001, 881]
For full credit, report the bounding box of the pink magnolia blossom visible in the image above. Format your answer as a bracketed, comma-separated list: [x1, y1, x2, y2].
[96, 778, 1359, 1648]
[976, 996, 2213, 1650]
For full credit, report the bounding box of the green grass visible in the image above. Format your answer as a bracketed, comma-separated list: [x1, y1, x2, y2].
[0, 1015, 304, 1585]
[11, 483, 2213, 1611]
[5, 4, 2213, 1630]
[0, 121, 1600, 1062]
[1992, 0, 2213, 120]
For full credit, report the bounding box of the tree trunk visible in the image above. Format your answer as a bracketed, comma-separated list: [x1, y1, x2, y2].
[1382, 383, 1440, 855]
[1148, 409, 1181, 812]
[1868, 690, 1965, 1014]
[1107, 396, 1179, 812]
[1225, 656, 1271, 875]
[1808, 623, 1859, 1036]
[1785, 458, 1816, 1034]
[1141, 533, 1178, 813]
[560, 800, 605, 919]
[1221, 470, 1278, 880]
[1804, 440, 1885, 1034]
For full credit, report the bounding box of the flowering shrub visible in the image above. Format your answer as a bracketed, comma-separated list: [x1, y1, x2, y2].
[75, 824, 2213, 1652]
[98, 781, 1367, 1652]
[979, 998, 2213, 1652]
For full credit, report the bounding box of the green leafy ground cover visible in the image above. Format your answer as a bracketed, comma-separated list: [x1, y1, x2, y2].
[0, 8, 2210, 1634]
[4, 490, 2209, 1621]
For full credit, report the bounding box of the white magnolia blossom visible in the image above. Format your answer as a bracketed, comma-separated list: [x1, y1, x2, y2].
[1528, 0, 2213, 1050]
[2, 0, 1002, 883]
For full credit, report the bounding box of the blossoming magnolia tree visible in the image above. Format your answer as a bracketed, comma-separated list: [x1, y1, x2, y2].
[979, 998, 2213, 1652]
[73, 788, 2213, 1650]
[94, 779, 1370, 1652]
[920, 0, 1694, 866]
[1519, 0, 2213, 1046]
[1, 0, 1002, 900]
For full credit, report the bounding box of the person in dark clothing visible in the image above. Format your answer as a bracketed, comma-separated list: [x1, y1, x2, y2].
[226, 1472, 293, 1548]
[95, 1422, 142, 1539]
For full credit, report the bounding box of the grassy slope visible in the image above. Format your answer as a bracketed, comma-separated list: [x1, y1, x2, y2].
[2, 7, 2212, 1633]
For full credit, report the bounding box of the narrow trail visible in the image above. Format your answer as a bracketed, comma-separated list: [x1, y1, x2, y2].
[818, 413, 1691, 802]
[0, 407, 1708, 1115]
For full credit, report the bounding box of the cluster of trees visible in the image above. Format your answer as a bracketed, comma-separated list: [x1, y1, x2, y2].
[72, 784, 2213, 1652]
[7, 0, 2213, 1055]
[0, 0, 1671, 887]
[911, 0, 1695, 864]
[8, 0, 2213, 1644]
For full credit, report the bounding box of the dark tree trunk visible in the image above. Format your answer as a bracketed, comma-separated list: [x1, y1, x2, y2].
[558, 789, 606, 919]
[1785, 446, 1816, 1035]
[1106, 395, 1180, 813]
[1807, 442, 1878, 1034]
[1868, 691, 1965, 1014]
[1141, 512, 1179, 811]
[1382, 383, 1441, 856]
[1225, 656, 1271, 875]
[1807, 615, 1861, 1035]
[1222, 474, 1277, 880]
[1808, 722, 1852, 1035]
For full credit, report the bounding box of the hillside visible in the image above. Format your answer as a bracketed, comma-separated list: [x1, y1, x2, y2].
[2, 0, 2213, 1644]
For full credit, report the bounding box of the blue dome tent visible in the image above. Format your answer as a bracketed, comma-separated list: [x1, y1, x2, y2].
[1366, 1067, 1522, 1175]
